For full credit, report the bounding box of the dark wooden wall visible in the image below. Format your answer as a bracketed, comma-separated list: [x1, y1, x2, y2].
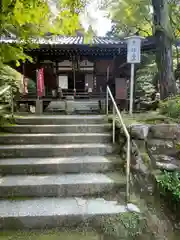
[94, 59, 115, 92]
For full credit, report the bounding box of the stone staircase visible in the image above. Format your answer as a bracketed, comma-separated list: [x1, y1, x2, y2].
[0, 115, 137, 230]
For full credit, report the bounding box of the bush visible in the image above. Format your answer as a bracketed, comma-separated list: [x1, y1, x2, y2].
[156, 170, 180, 202]
[159, 96, 180, 119]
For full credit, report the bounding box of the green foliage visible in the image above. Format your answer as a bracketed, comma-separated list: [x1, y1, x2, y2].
[28, 79, 36, 93]
[156, 171, 180, 202]
[136, 54, 157, 98]
[0, 0, 87, 64]
[0, 64, 22, 120]
[104, 0, 180, 39]
[105, 0, 152, 37]
[159, 96, 180, 119]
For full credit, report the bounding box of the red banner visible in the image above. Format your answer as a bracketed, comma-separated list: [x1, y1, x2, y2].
[37, 68, 44, 97]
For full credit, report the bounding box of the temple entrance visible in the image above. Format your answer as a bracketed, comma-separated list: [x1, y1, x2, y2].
[75, 72, 85, 91]
[68, 72, 85, 91]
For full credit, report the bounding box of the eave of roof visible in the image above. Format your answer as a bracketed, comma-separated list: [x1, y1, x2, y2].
[0, 35, 155, 47]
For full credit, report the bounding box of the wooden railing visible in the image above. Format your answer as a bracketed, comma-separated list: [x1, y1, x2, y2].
[16, 90, 106, 101]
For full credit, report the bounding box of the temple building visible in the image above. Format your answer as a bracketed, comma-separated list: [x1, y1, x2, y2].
[0, 35, 155, 112]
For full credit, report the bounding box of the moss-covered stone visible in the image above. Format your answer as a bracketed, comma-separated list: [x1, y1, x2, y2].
[99, 212, 146, 239]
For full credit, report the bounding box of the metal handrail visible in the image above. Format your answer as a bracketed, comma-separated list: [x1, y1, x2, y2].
[106, 85, 131, 204]
[0, 85, 14, 117]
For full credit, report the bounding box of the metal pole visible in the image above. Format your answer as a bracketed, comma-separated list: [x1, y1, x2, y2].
[129, 63, 135, 115]
[73, 57, 76, 95]
[10, 85, 14, 118]
[112, 105, 115, 143]
[126, 137, 131, 203]
[106, 87, 108, 115]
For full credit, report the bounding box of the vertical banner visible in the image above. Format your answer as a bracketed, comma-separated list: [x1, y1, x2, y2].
[37, 68, 44, 97]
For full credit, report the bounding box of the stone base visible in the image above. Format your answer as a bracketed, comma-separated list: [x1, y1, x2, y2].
[35, 99, 43, 115]
[65, 101, 74, 114]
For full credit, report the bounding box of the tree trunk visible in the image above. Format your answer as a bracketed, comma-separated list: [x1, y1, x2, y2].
[152, 0, 177, 99]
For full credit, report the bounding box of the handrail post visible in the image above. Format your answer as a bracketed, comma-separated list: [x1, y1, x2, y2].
[126, 137, 131, 203]
[106, 87, 108, 115]
[10, 84, 14, 118]
[112, 105, 115, 143]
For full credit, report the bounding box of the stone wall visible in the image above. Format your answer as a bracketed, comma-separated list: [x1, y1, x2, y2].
[117, 123, 180, 174]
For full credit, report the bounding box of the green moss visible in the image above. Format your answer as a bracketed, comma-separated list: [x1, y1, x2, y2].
[108, 111, 172, 127]
[141, 152, 151, 168]
[100, 211, 146, 239]
[0, 230, 99, 240]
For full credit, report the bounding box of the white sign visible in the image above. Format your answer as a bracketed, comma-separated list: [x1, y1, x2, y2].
[127, 38, 141, 63]
[58, 75, 68, 89]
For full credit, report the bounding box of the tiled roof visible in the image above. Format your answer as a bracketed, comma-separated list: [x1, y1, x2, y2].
[0, 35, 125, 45]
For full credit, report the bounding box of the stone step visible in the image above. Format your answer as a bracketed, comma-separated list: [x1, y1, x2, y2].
[156, 161, 179, 171]
[0, 144, 113, 158]
[0, 197, 139, 229]
[0, 156, 122, 175]
[147, 139, 177, 156]
[2, 124, 111, 134]
[0, 133, 112, 145]
[0, 172, 125, 198]
[15, 115, 106, 125]
[153, 154, 180, 171]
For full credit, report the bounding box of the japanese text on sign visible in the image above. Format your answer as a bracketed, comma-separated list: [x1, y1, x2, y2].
[127, 38, 141, 63]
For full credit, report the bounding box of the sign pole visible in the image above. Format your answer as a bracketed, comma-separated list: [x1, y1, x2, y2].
[129, 63, 135, 114]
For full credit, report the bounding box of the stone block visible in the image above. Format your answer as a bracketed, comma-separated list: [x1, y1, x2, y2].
[35, 99, 43, 115]
[150, 124, 180, 140]
[130, 124, 150, 140]
[65, 100, 74, 114]
[147, 139, 176, 156]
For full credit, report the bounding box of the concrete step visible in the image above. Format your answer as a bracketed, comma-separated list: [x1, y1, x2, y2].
[15, 115, 106, 125]
[0, 133, 112, 145]
[0, 197, 139, 229]
[2, 124, 111, 134]
[0, 172, 125, 198]
[0, 156, 122, 175]
[0, 144, 113, 158]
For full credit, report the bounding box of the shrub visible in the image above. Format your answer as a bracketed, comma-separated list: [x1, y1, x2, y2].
[156, 170, 180, 202]
[159, 95, 180, 119]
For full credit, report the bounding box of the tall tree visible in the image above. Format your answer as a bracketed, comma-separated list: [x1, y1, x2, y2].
[104, 0, 180, 99]
[152, 0, 177, 99]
